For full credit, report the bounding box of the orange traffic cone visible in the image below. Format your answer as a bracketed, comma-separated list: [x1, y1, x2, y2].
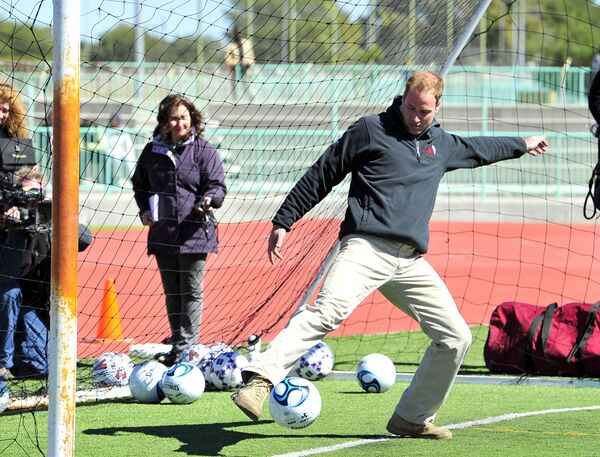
[93, 278, 132, 343]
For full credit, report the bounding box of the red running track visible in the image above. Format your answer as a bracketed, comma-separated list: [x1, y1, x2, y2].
[75, 220, 600, 358]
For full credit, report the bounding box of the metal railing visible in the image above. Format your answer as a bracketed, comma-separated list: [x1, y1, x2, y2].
[31, 126, 596, 198]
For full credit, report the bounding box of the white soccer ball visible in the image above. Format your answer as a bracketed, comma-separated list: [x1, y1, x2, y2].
[210, 351, 249, 390]
[160, 362, 205, 404]
[129, 361, 168, 403]
[356, 353, 396, 393]
[92, 352, 134, 387]
[294, 342, 335, 381]
[0, 381, 9, 414]
[179, 344, 210, 364]
[269, 377, 322, 429]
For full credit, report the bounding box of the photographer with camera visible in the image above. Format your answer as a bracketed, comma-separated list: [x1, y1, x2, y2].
[0, 166, 93, 380]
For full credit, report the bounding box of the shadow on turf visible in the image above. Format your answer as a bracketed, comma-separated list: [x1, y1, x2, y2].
[83, 421, 377, 456]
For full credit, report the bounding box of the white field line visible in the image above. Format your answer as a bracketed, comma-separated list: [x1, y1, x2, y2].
[270, 405, 600, 457]
[329, 371, 600, 388]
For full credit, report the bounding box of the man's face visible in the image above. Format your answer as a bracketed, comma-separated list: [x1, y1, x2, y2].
[21, 177, 43, 192]
[400, 89, 440, 136]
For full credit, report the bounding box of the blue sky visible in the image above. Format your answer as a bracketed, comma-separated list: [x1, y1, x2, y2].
[11, 0, 370, 41]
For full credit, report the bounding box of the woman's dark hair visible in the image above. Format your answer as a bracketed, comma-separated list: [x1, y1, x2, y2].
[153, 94, 204, 140]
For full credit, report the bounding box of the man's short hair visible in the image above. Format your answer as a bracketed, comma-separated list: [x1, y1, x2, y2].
[12, 164, 44, 186]
[403, 71, 445, 104]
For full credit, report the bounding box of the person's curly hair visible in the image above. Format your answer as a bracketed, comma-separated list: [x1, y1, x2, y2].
[153, 94, 204, 141]
[0, 83, 27, 139]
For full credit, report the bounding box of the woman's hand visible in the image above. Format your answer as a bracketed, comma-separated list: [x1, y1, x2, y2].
[140, 209, 156, 227]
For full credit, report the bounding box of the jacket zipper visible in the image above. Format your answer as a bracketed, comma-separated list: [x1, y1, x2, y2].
[414, 138, 421, 163]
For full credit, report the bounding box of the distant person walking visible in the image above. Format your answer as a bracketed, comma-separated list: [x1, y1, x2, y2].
[223, 25, 255, 101]
[103, 113, 137, 185]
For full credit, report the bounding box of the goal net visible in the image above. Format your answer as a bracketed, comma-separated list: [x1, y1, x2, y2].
[1, 0, 600, 451]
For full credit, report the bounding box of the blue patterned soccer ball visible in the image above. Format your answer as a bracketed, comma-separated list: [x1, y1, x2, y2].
[129, 361, 167, 403]
[294, 342, 335, 381]
[0, 381, 9, 414]
[92, 352, 135, 387]
[179, 344, 210, 364]
[268, 377, 322, 429]
[160, 362, 205, 404]
[356, 353, 396, 393]
[197, 343, 231, 390]
[209, 351, 249, 390]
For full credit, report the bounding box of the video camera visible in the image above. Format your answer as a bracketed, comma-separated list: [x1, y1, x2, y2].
[0, 173, 51, 229]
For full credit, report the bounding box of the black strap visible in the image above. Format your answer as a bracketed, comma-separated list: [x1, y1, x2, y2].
[526, 302, 558, 371]
[584, 137, 600, 220]
[567, 301, 600, 365]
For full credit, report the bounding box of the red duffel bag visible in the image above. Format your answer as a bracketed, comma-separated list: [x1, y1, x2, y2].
[484, 301, 600, 377]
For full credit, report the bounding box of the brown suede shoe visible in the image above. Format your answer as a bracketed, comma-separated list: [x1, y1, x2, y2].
[386, 412, 452, 440]
[231, 374, 273, 421]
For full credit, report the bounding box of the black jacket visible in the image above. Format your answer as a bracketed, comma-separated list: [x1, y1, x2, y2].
[273, 96, 527, 254]
[0, 226, 51, 309]
[589, 70, 600, 124]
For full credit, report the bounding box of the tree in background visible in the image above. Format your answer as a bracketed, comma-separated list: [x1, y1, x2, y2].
[0, 19, 52, 62]
[225, 0, 380, 64]
[483, 0, 600, 67]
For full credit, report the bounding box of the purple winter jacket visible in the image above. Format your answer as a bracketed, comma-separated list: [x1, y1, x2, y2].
[131, 132, 227, 255]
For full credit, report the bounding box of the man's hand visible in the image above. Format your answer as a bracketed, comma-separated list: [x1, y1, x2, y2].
[3, 206, 20, 219]
[524, 136, 549, 156]
[267, 226, 286, 264]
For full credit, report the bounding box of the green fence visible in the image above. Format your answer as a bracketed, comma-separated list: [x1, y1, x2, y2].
[31, 126, 596, 197]
[16, 64, 596, 196]
[10, 63, 593, 114]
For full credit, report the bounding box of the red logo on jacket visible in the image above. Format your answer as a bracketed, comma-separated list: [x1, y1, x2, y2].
[424, 145, 436, 155]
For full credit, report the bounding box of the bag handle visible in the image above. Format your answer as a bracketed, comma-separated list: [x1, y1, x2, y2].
[583, 136, 600, 220]
[567, 301, 600, 364]
[525, 302, 558, 371]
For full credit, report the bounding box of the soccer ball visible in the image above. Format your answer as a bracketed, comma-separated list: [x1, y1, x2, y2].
[209, 351, 249, 390]
[356, 353, 396, 393]
[179, 344, 210, 364]
[129, 361, 168, 403]
[294, 342, 335, 381]
[197, 343, 231, 389]
[160, 362, 205, 404]
[92, 352, 134, 387]
[206, 341, 232, 354]
[269, 377, 322, 429]
[0, 381, 8, 414]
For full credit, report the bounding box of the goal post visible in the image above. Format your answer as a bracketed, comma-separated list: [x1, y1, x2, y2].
[47, 0, 80, 455]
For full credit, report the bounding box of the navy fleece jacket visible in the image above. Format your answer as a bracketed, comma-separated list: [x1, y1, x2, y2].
[272, 96, 527, 254]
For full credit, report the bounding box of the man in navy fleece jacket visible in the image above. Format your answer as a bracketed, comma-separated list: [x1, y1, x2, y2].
[233, 70, 548, 439]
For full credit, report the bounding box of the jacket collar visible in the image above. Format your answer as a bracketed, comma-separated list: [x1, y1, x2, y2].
[151, 129, 197, 155]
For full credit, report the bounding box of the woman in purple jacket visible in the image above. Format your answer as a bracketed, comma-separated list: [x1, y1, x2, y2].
[132, 94, 227, 366]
